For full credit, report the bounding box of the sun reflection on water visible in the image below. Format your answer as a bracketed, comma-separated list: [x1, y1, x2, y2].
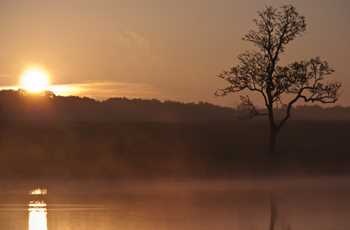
[28, 188, 48, 230]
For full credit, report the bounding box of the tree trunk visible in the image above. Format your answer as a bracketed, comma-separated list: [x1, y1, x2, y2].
[267, 102, 279, 155]
[269, 126, 278, 155]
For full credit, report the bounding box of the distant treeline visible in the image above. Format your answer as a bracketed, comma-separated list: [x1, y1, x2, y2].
[0, 90, 236, 122]
[0, 90, 349, 123]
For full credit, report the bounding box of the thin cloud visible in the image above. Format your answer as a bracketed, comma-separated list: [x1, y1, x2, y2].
[0, 81, 161, 100]
[51, 81, 161, 100]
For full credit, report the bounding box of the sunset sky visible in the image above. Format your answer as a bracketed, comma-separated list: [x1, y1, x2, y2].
[0, 0, 349, 106]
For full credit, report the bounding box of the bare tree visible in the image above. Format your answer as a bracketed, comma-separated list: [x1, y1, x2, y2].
[216, 5, 341, 154]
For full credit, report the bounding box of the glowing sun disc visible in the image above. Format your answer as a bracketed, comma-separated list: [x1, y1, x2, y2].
[20, 67, 50, 93]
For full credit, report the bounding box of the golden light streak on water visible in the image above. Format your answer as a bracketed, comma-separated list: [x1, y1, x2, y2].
[30, 189, 48, 195]
[28, 188, 48, 230]
[28, 201, 48, 230]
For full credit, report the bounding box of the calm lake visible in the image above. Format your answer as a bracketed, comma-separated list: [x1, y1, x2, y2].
[0, 177, 349, 230]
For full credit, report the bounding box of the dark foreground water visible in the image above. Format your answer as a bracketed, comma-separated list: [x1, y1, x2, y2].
[0, 177, 349, 230]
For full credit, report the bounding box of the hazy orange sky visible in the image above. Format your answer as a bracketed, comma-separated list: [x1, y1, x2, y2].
[0, 0, 349, 106]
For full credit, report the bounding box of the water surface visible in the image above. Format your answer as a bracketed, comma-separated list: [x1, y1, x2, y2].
[0, 177, 348, 230]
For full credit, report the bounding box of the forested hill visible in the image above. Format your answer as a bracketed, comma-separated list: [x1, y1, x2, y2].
[0, 89, 349, 123]
[0, 90, 237, 122]
[0, 89, 349, 179]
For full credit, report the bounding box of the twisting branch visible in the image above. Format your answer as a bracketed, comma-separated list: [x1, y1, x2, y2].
[237, 95, 268, 119]
[276, 57, 341, 130]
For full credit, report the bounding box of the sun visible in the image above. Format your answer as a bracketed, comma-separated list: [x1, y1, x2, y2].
[20, 67, 50, 93]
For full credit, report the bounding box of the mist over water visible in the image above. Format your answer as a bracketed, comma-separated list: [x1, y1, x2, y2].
[0, 177, 348, 230]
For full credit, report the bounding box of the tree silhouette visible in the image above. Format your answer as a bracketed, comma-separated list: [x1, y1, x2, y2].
[216, 5, 341, 154]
